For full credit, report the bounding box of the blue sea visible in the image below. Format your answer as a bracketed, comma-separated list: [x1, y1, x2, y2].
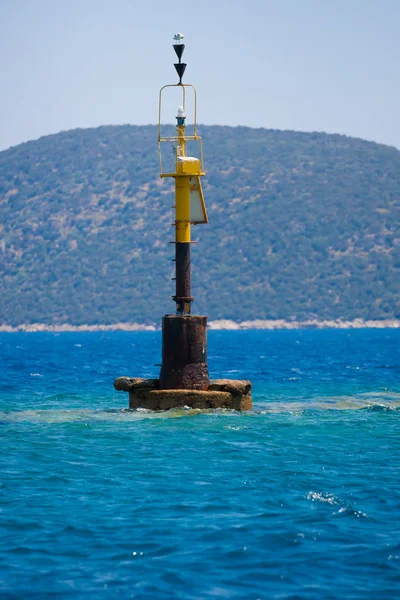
[0, 329, 399, 599]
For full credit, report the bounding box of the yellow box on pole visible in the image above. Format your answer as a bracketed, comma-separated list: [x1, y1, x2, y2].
[177, 157, 201, 175]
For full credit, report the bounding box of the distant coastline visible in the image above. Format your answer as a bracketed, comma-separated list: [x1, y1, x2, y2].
[1, 125, 399, 330]
[0, 319, 399, 332]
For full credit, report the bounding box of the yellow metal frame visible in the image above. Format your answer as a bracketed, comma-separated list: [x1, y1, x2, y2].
[158, 82, 207, 245]
[158, 84, 205, 178]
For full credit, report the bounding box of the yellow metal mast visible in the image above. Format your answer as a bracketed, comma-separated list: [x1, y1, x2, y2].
[158, 33, 208, 315]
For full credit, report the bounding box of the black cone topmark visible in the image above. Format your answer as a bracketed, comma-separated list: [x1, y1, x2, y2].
[174, 62, 187, 83]
[173, 43, 185, 60]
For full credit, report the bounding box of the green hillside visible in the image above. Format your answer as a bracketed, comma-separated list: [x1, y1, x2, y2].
[0, 125, 399, 325]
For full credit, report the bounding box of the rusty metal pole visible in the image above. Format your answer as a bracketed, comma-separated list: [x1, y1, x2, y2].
[158, 34, 209, 391]
[159, 315, 208, 389]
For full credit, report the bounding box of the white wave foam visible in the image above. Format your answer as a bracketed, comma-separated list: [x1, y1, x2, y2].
[1, 319, 399, 332]
[307, 491, 339, 505]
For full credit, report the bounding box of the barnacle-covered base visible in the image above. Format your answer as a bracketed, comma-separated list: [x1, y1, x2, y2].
[114, 378, 252, 411]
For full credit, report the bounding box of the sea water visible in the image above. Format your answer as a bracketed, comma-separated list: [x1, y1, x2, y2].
[0, 330, 399, 599]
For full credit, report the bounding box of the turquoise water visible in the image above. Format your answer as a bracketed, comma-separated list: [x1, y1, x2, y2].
[0, 330, 399, 598]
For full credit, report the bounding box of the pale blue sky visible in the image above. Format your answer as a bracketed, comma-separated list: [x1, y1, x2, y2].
[0, 0, 399, 151]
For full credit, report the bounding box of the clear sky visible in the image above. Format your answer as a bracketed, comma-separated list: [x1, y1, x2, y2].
[0, 0, 399, 151]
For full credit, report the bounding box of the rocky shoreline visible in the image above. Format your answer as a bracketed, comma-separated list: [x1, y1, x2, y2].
[0, 319, 399, 332]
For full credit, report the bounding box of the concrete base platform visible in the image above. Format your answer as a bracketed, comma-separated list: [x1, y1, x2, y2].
[114, 377, 252, 411]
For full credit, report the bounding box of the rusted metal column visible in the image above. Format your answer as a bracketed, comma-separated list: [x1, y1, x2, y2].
[157, 37, 210, 393]
[174, 242, 193, 314]
[159, 315, 209, 390]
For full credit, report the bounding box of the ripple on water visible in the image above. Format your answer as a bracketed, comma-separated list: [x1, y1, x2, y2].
[0, 330, 400, 598]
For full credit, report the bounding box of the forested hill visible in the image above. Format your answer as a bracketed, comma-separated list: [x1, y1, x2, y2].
[0, 124, 399, 326]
